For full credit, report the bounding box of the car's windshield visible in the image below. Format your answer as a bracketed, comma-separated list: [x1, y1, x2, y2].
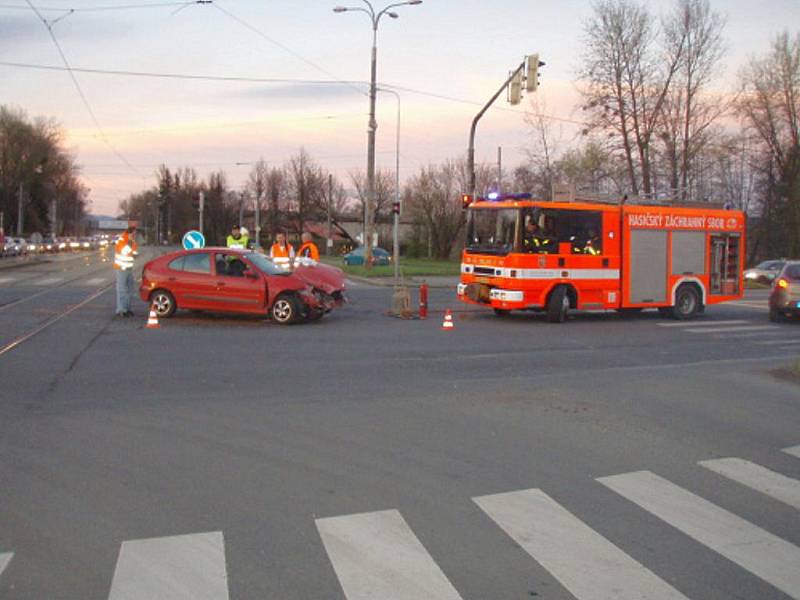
[756, 261, 784, 270]
[465, 208, 518, 255]
[245, 252, 288, 276]
[784, 264, 800, 280]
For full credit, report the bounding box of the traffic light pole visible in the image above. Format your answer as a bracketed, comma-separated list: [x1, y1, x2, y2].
[467, 59, 526, 205]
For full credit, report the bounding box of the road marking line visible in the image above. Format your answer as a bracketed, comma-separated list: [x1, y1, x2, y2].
[0, 553, 12, 577]
[657, 319, 749, 327]
[684, 325, 780, 334]
[32, 277, 63, 286]
[82, 277, 106, 286]
[0, 277, 16, 284]
[473, 488, 689, 600]
[783, 446, 800, 459]
[757, 340, 800, 346]
[598, 470, 800, 599]
[699, 458, 800, 510]
[727, 301, 769, 310]
[108, 531, 230, 600]
[316, 509, 463, 600]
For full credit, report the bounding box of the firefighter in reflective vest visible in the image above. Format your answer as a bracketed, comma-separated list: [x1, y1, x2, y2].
[583, 230, 601, 255]
[523, 221, 553, 254]
[297, 232, 320, 262]
[270, 232, 295, 269]
[114, 225, 138, 317]
[226, 224, 249, 249]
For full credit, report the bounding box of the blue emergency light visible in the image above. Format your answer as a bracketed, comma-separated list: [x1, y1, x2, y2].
[479, 192, 533, 202]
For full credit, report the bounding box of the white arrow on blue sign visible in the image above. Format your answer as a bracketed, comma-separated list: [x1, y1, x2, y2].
[182, 230, 206, 250]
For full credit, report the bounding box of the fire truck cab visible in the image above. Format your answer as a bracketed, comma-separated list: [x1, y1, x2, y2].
[458, 193, 745, 322]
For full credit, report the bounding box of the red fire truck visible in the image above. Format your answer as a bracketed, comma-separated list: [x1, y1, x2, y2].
[458, 193, 745, 322]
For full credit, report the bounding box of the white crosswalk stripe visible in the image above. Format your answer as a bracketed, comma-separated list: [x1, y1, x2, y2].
[784, 445, 800, 459]
[0, 277, 16, 284]
[726, 300, 769, 310]
[316, 509, 463, 600]
[32, 277, 62, 286]
[0, 553, 12, 577]
[684, 325, 780, 334]
[657, 319, 749, 328]
[108, 531, 230, 600]
[474, 488, 689, 600]
[699, 458, 800, 510]
[598, 470, 800, 599]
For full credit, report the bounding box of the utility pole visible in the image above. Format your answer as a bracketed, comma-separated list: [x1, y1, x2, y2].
[327, 174, 333, 256]
[253, 189, 260, 249]
[497, 146, 502, 192]
[198, 191, 205, 235]
[17, 183, 24, 236]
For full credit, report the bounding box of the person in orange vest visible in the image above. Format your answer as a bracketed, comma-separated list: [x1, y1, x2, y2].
[114, 225, 138, 317]
[270, 232, 295, 270]
[297, 232, 320, 262]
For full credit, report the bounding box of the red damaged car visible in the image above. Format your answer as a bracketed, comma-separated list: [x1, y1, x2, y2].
[139, 248, 346, 324]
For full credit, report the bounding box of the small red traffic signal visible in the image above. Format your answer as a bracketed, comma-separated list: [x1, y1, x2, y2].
[461, 194, 473, 209]
[392, 201, 400, 215]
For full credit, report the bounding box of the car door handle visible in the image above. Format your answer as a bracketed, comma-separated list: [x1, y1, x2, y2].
[217, 281, 225, 286]
[168, 277, 176, 282]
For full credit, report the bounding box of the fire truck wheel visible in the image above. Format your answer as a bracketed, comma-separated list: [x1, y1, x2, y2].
[671, 284, 701, 320]
[547, 286, 569, 323]
[493, 308, 511, 317]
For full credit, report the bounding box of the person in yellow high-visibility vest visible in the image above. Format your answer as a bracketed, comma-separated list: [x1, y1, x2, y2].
[226, 224, 249, 249]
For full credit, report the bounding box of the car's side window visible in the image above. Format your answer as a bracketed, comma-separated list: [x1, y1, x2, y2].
[168, 256, 185, 271]
[183, 253, 211, 274]
[215, 253, 246, 277]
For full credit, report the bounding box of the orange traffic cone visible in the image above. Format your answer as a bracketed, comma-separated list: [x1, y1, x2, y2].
[441, 308, 455, 331]
[145, 304, 160, 329]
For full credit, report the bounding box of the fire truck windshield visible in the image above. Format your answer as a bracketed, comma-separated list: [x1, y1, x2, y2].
[465, 208, 517, 255]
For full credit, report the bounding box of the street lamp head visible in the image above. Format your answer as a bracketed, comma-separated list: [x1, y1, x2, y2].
[387, 11, 398, 18]
[407, 0, 422, 4]
[333, 6, 348, 12]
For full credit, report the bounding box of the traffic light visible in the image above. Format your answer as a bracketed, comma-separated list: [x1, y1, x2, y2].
[508, 70, 522, 105]
[392, 201, 400, 215]
[191, 193, 199, 210]
[461, 194, 473, 210]
[526, 53, 545, 92]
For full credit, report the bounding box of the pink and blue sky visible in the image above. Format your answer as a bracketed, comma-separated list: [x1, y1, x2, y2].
[2, 0, 798, 214]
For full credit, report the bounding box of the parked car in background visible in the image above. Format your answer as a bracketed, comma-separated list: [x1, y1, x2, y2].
[9, 238, 28, 256]
[769, 261, 800, 322]
[745, 260, 786, 284]
[342, 246, 391, 266]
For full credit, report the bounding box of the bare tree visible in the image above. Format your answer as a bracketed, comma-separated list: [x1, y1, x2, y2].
[405, 159, 492, 260]
[523, 97, 563, 198]
[247, 159, 269, 246]
[737, 32, 800, 257]
[579, 0, 683, 196]
[659, 0, 727, 200]
[349, 168, 396, 224]
[284, 148, 325, 237]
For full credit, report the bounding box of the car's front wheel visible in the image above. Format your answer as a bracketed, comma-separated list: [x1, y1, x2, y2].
[150, 289, 176, 318]
[272, 294, 300, 324]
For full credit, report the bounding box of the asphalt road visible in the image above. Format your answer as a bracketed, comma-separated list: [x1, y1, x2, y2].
[1, 248, 799, 600]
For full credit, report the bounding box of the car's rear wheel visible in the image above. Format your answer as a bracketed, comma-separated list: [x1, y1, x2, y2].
[150, 289, 176, 318]
[272, 294, 300, 324]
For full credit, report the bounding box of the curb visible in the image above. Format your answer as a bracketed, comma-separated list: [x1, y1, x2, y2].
[345, 275, 458, 289]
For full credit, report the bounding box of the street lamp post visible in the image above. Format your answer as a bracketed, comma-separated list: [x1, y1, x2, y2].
[377, 87, 401, 283]
[333, 0, 421, 269]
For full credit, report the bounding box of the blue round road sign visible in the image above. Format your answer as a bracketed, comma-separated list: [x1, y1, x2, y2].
[182, 230, 205, 250]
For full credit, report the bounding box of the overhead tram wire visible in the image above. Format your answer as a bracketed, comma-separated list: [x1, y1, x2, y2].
[0, 60, 584, 128]
[0, 1, 196, 12]
[209, 3, 368, 99]
[23, 1, 142, 177]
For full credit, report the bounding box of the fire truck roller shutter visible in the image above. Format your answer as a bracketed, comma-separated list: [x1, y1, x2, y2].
[671, 231, 706, 276]
[629, 230, 668, 303]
